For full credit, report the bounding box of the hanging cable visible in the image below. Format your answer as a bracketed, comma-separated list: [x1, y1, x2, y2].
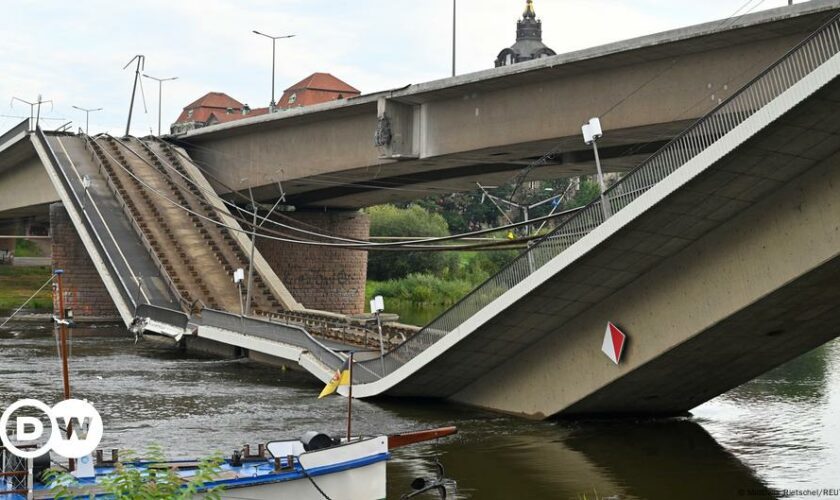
[94, 136, 580, 250]
[103, 135, 579, 247]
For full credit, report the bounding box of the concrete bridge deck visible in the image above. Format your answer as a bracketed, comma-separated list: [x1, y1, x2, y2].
[1, 3, 839, 419]
[176, 0, 840, 209]
[344, 12, 840, 417]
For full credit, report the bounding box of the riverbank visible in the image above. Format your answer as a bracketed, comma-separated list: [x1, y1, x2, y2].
[0, 265, 52, 313]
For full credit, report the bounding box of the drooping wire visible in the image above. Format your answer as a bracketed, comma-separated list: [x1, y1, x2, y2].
[95, 135, 578, 250]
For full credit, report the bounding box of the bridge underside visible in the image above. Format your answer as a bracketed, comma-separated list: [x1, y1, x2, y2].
[381, 77, 840, 418]
[177, 2, 840, 209]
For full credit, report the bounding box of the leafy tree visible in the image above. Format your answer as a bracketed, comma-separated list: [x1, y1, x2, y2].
[568, 178, 602, 208]
[366, 204, 457, 281]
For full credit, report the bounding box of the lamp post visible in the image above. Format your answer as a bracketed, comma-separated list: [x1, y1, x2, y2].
[452, 0, 457, 77]
[581, 117, 611, 220]
[71, 106, 103, 135]
[252, 30, 296, 109]
[142, 74, 177, 136]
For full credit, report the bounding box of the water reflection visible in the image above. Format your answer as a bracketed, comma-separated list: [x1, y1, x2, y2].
[1, 326, 837, 499]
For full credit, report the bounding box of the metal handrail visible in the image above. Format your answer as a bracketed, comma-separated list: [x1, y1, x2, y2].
[199, 308, 345, 370]
[33, 128, 139, 314]
[353, 10, 840, 383]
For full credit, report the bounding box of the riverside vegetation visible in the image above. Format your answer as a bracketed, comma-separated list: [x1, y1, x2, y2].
[364, 179, 603, 321]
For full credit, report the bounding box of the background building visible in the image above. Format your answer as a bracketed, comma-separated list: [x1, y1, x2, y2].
[495, 0, 556, 67]
[171, 73, 359, 135]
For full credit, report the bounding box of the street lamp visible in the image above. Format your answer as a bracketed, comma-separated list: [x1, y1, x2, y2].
[252, 30, 296, 109]
[452, 0, 457, 77]
[581, 117, 611, 220]
[142, 74, 178, 136]
[71, 106, 102, 135]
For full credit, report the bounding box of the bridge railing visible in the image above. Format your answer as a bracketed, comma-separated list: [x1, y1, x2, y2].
[200, 309, 346, 371]
[353, 11, 840, 383]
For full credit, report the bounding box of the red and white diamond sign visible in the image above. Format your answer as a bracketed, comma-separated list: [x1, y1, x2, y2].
[601, 322, 626, 365]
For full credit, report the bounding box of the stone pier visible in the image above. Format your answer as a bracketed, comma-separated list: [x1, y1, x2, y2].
[256, 210, 370, 315]
[50, 203, 120, 321]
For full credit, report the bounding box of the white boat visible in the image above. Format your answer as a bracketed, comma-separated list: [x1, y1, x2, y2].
[2, 427, 457, 499]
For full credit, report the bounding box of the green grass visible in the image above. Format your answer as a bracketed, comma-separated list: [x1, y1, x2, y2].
[0, 266, 53, 311]
[14, 239, 44, 258]
[366, 273, 475, 306]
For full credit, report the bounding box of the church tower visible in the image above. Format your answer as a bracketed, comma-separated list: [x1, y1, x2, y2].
[495, 0, 556, 67]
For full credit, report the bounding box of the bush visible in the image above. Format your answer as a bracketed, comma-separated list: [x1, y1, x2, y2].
[366, 204, 457, 281]
[46, 446, 223, 499]
[367, 273, 475, 305]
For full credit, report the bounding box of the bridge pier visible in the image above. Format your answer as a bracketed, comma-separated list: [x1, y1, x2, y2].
[50, 203, 120, 322]
[256, 210, 369, 315]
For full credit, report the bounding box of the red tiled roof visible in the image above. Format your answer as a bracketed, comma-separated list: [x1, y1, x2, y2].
[176, 92, 249, 124]
[284, 72, 360, 94]
[183, 92, 244, 111]
[174, 74, 360, 126]
[277, 73, 360, 109]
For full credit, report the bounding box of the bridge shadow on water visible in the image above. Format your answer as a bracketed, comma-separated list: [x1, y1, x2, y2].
[384, 414, 774, 500]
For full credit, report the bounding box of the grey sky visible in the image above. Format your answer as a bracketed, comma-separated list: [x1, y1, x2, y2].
[0, 0, 793, 135]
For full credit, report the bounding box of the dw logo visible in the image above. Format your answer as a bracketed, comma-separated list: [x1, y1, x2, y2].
[0, 399, 103, 459]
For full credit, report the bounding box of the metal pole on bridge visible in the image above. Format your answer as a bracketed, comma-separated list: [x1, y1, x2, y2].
[142, 74, 178, 136]
[244, 186, 257, 316]
[252, 31, 296, 110]
[71, 106, 102, 135]
[582, 117, 611, 220]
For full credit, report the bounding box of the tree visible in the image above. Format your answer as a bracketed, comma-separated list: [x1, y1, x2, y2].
[568, 178, 601, 209]
[366, 204, 457, 281]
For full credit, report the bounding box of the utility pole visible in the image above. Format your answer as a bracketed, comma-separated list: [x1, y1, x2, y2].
[11, 95, 53, 130]
[71, 106, 102, 135]
[252, 31, 296, 109]
[142, 74, 178, 136]
[245, 187, 257, 316]
[240, 180, 286, 314]
[452, 0, 457, 77]
[477, 182, 571, 236]
[123, 55, 145, 136]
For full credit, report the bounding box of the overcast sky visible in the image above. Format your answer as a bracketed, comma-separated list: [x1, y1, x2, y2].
[0, 0, 795, 135]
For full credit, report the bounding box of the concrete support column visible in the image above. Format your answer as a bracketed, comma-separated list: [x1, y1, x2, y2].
[256, 210, 370, 315]
[50, 203, 119, 321]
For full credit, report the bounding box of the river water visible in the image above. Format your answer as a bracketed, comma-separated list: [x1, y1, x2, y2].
[1, 325, 838, 499]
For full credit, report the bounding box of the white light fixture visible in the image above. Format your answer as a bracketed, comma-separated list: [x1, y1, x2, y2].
[370, 295, 385, 313]
[581, 117, 602, 145]
[233, 268, 245, 283]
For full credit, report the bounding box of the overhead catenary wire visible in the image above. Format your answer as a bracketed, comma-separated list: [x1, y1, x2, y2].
[121, 134, 581, 247]
[94, 135, 579, 251]
[160, 134, 591, 245]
